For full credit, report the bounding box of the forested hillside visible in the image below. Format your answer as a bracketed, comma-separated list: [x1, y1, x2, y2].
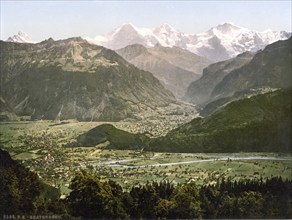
[150, 89, 292, 153]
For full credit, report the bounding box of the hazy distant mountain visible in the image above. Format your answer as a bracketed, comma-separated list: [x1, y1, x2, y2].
[0, 38, 177, 121]
[185, 51, 255, 106]
[117, 44, 211, 98]
[150, 89, 292, 153]
[6, 31, 35, 43]
[185, 37, 292, 115]
[86, 22, 290, 61]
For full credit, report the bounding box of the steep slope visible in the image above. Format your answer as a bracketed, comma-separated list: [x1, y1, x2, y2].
[0, 149, 60, 214]
[211, 38, 292, 100]
[87, 22, 290, 61]
[186, 38, 291, 115]
[117, 44, 211, 98]
[185, 51, 254, 106]
[0, 38, 176, 121]
[199, 88, 277, 117]
[150, 89, 292, 153]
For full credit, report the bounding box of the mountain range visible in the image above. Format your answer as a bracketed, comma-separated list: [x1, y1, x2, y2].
[7, 22, 290, 62]
[185, 37, 292, 115]
[2, 24, 292, 154]
[85, 22, 290, 61]
[0, 38, 180, 121]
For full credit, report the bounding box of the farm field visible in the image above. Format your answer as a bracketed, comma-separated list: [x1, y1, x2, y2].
[0, 121, 291, 196]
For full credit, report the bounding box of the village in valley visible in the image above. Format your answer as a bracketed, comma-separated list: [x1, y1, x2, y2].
[1, 116, 291, 197]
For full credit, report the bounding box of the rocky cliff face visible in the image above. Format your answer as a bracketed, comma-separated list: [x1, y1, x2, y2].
[0, 38, 177, 121]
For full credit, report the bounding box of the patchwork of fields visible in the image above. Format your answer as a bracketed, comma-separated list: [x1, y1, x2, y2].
[1, 121, 291, 196]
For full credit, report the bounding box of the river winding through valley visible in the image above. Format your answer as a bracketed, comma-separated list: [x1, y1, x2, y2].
[85, 155, 292, 169]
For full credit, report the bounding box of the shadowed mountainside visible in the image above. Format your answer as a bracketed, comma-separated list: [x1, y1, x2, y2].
[150, 89, 292, 153]
[0, 38, 177, 121]
[185, 51, 254, 106]
[185, 38, 292, 115]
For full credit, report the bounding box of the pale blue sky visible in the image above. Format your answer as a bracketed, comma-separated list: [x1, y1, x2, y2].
[1, 1, 291, 42]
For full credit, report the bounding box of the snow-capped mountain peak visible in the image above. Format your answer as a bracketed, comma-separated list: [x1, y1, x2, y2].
[86, 23, 159, 49]
[114, 23, 155, 38]
[6, 31, 35, 43]
[216, 22, 243, 30]
[189, 22, 290, 61]
[109, 23, 139, 37]
[154, 23, 177, 34]
[209, 22, 248, 38]
[152, 24, 186, 47]
[86, 22, 291, 61]
[18, 31, 30, 38]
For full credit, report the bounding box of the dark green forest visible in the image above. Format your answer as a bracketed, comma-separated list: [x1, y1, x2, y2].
[1, 149, 291, 219]
[150, 89, 292, 153]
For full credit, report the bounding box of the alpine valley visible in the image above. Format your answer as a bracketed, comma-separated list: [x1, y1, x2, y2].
[116, 44, 211, 98]
[0, 37, 194, 122]
[1, 21, 292, 219]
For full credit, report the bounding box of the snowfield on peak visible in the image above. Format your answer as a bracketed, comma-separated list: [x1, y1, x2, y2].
[188, 22, 291, 61]
[86, 22, 291, 61]
[85, 23, 160, 49]
[86, 23, 188, 50]
[6, 31, 35, 43]
[6, 23, 290, 62]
